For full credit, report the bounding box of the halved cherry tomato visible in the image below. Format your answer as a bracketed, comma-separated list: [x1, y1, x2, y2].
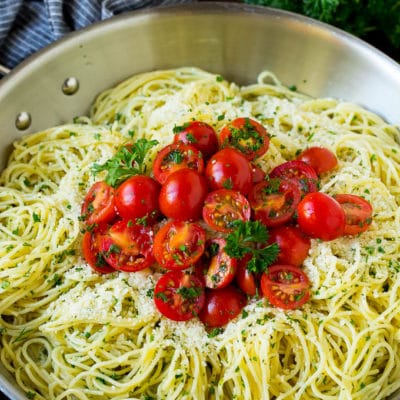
[297, 192, 345, 241]
[334, 194, 373, 235]
[199, 285, 247, 327]
[115, 175, 160, 222]
[152, 143, 204, 184]
[159, 169, 208, 221]
[297, 146, 338, 175]
[269, 160, 318, 196]
[235, 254, 258, 296]
[206, 148, 253, 194]
[173, 121, 218, 159]
[251, 164, 266, 184]
[202, 189, 251, 233]
[248, 178, 301, 227]
[154, 270, 205, 321]
[219, 117, 269, 160]
[268, 226, 311, 267]
[82, 226, 115, 274]
[201, 238, 237, 289]
[261, 265, 310, 310]
[153, 220, 206, 270]
[100, 219, 154, 272]
[81, 181, 116, 225]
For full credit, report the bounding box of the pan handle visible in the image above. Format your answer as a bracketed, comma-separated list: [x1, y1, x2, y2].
[0, 64, 11, 77]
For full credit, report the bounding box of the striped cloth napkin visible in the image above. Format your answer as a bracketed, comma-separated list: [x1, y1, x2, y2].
[0, 0, 194, 70]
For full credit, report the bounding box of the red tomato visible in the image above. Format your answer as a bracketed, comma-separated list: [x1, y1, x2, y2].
[334, 194, 373, 235]
[235, 254, 258, 296]
[268, 226, 311, 267]
[81, 181, 116, 225]
[219, 117, 269, 160]
[115, 175, 160, 222]
[100, 219, 154, 272]
[205, 148, 253, 194]
[261, 265, 310, 310]
[297, 146, 338, 175]
[248, 178, 301, 228]
[198, 286, 247, 327]
[153, 220, 206, 270]
[269, 160, 318, 196]
[152, 143, 204, 184]
[297, 192, 345, 241]
[251, 164, 266, 184]
[202, 189, 251, 233]
[202, 238, 237, 289]
[154, 270, 205, 321]
[82, 227, 115, 274]
[173, 121, 218, 159]
[159, 169, 208, 221]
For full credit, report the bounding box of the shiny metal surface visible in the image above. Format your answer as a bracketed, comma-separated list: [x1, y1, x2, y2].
[0, 3, 399, 399]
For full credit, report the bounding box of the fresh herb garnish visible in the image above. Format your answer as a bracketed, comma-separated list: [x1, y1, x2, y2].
[91, 138, 158, 187]
[176, 286, 202, 299]
[224, 220, 280, 273]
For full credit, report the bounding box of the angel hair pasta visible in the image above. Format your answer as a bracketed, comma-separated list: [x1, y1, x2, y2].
[0, 67, 400, 400]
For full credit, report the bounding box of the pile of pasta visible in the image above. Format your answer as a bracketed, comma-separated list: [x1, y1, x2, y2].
[0, 67, 400, 399]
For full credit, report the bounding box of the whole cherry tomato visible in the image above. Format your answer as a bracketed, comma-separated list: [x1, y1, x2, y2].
[206, 148, 253, 194]
[334, 194, 373, 235]
[261, 265, 310, 310]
[159, 169, 208, 221]
[199, 285, 247, 327]
[251, 164, 266, 184]
[152, 142, 204, 184]
[268, 225, 311, 267]
[297, 192, 345, 241]
[154, 270, 205, 321]
[297, 146, 338, 175]
[173, 121, 218, 159]
[235, 254, 258, 296]
[219, 117, 269, 160]
[115, 175, 160, 222]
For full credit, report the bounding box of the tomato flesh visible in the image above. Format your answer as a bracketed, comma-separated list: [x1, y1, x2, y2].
[219, 117, 269, 160]
[154, 270, 205, 321]
[81, 181, 116, 225]
[334, 194, 373, 235]
[153, 220, 206, 270]
[261, 265, 310, 310]
[199, 286, 247, 327]
[202, 189, 251, 232]
[100, 219, 154, 272]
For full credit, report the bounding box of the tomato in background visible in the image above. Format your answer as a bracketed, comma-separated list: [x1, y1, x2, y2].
[82, 226, 115, 274]
[297, 192, 345, 241]
[154, 270, 205, 321]
[199, 285, 247, 327]
[248, 178, 301, 228]
[297, 146, 338, 175]
[81, 181, 116, 225]
[153, 220, 206, 270]
[334, 194, 373, 235]
[159, 169, 208, 221]
[173, 121, 218, 159]
[261, 265, 310, 310]
[269, 160, 318, 196]
[268, 225, 311, 267]
[202, 189, 251, 232]
[206, 148, 253, 194]
[100, 219, 154, 272]
[115, 175, 160, 222]
[152, 142, 204, 184]
[219, 117, 269, 160]
[251, 163, 266, 184]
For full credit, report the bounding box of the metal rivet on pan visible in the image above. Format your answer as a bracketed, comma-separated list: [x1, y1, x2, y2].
[15, 111, 32, 130]
[62, 77, 79, 95]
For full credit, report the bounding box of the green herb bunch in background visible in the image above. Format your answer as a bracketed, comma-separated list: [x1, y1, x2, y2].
[244, 0, 400, 56]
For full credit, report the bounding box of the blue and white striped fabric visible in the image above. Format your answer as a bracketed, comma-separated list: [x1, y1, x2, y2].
[0, 0, 194, 70]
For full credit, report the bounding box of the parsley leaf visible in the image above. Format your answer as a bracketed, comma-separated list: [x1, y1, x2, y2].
[224, 220, 280, 273]
[91, 138, 158, 187]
